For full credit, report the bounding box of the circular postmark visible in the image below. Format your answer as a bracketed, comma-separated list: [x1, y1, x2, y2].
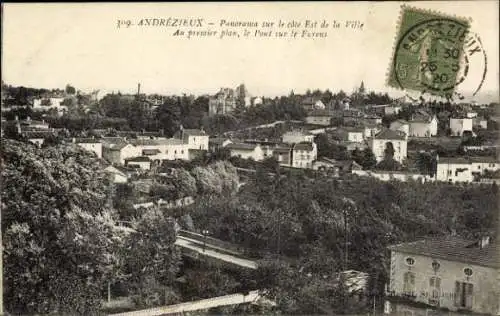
[392, 18, 487, 102]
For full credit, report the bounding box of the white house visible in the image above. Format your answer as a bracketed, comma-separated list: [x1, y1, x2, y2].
[335, 127, 365, 142]
[408, 110, 438, 137]
[466, 111, 478, 118]
[32, 97, 67, 115]
[131, 138, 190, 162]
[384, 105, 402, 116]
[252, 97, 263, 106]
[73, 138, 103, 158]
[282, 130, 315, 144]
[390, 120, 410, 138]
[175, 128, 209, 151]
[102, 143, 141, 165]
[469, 157, 499, 175]
[436, 157, 473, 183]
[473, 117, 488, 129]
[450, 117, 473, 136]
[292, 142, 317, 169]
[369, 129, 407, 163]
[226, 143, 264, 161]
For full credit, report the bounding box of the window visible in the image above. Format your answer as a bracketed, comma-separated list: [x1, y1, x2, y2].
[405, 257, 415, 266]
[464, 268, 473, 276]
[447, 170, 452, 176]
[431, 261, 440, 272]
[429, 276, 441, 305]
[455, 281, 473, 309]
[403, 271, 416, 296]
[174, 150, 177, 154]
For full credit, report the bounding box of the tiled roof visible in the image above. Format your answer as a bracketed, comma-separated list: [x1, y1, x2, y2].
[438, 157, 471, 165]
[374, 129, 406, 140]
[182, 129, 207, 136]
[125, 156, 151, 162]
[388, 236, 500, 268]
[294, 142, 314, 151]
[307, 110, 333, 117]
[273, 146, 292, 153]
[74, 137, 100, 144]
[209, 137, 230, 145]
[469, 156, 498, 164]
[226, 143, 258, 151]
[23, 131, 54, 139]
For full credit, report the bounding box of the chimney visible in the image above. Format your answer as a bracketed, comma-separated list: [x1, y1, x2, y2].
[479, 236, 490, 249]
[137, 83, 141, 95]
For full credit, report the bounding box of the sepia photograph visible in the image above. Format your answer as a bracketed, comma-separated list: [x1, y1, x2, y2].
[1, 2, 499, 315]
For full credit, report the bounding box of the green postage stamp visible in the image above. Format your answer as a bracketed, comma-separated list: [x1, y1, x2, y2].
[388, 6, 474, 99]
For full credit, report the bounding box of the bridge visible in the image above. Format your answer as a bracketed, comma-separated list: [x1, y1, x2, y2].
[108, 290, 266, 316]
[175, 230, 258, 270]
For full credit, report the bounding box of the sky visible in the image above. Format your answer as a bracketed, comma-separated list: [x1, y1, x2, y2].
[2, 2, 499, 102]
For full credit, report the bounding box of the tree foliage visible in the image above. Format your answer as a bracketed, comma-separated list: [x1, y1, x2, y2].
[1, 140, 122, 314]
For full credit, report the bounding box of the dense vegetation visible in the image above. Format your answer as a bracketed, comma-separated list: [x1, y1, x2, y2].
[189, 167, 498, 314]
[1, 140, 181, 314]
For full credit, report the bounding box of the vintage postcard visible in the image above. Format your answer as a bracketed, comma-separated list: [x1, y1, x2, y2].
[1, 2, 499, 316]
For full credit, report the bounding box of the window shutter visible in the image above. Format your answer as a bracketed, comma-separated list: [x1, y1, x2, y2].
[454, 281, 461, 306]
[435, 277, 441, 289]
[429, 277, 434, 287]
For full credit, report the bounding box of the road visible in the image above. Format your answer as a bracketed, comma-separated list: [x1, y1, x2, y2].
[108, 290, 261, 316]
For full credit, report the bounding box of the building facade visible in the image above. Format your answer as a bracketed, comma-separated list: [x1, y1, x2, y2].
[450, 118, 473, 136]
[386, 236, 500, 315]
[369, 129, 407, 163]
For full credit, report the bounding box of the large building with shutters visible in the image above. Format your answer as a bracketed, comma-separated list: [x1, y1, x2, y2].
[385, 236, 500, 315]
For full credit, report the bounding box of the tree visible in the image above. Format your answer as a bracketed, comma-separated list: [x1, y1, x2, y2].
[122, 208, 181, 308]
[361, 148, 377, 170]
[65, 84, 76, 95]
[1, 140, 123, 315]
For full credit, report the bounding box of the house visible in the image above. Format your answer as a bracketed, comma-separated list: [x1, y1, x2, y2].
[369, 129, 407, 163]
[473, 117, 488, 129]
[73, 137, 103, 158]
[469, 157, 499, 174]
[408, 110, 438, 137]
[209, 137, 233, 152]
[450, 117, 473, 136]
[15, 116, 50, 130]
[302, 97, 325, 111]
[23, 131, 51, 148]
[272, 145, 292, 166]
[334, 127, 365, 142]
[252, 96, 263, 106]
[384, 105, 402, 116]
[226, 143, 264, 161]
[175, 127, 209, 150]
[305, 110, 332, 126]
[125, 156, 152, 170]
[32, 97, 66, 113]
[131, 138, 190, 162]
[364, 114, 382, 125]
[282, 130, 315, 144]
[292, 142, 317, 169]
[385, 236, 500, 315]
[390, 120, 410, 138]
[436, 157, 473, 183]
[102, 143, 141, 165]
[466, 111, 478, 118]
[362, 123, 383, 139]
